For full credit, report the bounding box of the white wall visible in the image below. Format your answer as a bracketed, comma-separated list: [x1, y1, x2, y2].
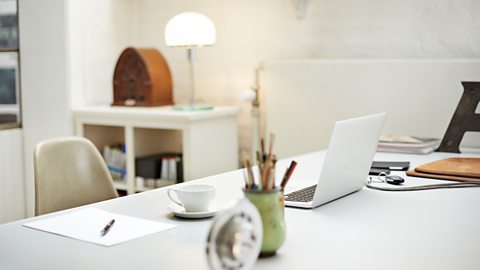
[78, 0, 480, 152]
[0, 129, 24, 223]
[263, 59, 480, 158]
[68, 0, 138, 107]
[19, 0, 73, 217]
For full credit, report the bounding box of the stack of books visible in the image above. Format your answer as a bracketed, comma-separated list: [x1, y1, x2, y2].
[160, 155, 182, 181]
[135, 153, 183, 189]
[377, 135, 440, 154]
[103, 144, 126, 180]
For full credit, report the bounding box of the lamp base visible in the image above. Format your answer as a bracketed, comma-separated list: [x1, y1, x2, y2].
[173, 103, 213, 111]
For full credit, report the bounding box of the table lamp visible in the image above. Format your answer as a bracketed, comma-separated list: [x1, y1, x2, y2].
[165, 12, 216, 110]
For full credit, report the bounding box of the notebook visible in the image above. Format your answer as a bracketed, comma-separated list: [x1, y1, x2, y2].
[285, 113, 386, 209]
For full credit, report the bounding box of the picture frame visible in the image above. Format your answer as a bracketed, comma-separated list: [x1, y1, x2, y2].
[0, 52, 20, 127]
[0, 0, 20, 128]
[0, 0, 18, 50]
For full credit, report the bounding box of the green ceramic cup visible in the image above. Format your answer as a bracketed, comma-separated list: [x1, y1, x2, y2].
[243, 188, 285, 257]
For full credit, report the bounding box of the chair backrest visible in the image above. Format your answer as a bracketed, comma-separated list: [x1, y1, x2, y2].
[34, 136, 118, 215]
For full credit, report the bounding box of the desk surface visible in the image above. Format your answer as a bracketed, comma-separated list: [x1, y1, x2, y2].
[1, 151, 480, 270]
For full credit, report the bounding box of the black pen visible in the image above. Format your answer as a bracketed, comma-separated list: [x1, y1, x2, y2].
[100, 219, 115, 237]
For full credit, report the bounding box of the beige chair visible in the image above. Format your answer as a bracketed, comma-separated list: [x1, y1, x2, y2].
[34, 136, 118, 215]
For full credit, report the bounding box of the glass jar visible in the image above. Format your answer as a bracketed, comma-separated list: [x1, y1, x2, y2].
[243, 188, 285, 257]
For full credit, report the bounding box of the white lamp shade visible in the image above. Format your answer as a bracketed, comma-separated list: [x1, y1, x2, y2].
[165, 12, 216, 47]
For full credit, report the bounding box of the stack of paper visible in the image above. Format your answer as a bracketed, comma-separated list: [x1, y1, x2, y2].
[377, 135, 440, 154]
[23, 208, 176, 246]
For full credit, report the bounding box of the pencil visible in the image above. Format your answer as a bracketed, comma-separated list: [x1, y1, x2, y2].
[255, 151, 264, 190]
[267, 133, 275, 160]
[268, 165, 275, 190]
[245, 157, 255, 189]
[268, 155, 277, 190]
[280, 160, 297, 191]
[260, 137, 265, 161]
[261, 159, 271, 190]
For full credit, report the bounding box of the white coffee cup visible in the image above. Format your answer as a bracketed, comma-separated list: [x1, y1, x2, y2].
[167, 184, 216, 212]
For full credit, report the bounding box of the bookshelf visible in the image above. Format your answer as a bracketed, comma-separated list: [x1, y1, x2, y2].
[72, 105, 239, 195]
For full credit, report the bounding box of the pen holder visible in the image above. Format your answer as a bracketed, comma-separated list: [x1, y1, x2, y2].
[243, 188, 285, 257]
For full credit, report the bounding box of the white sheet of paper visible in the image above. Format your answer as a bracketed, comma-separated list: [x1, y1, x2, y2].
[23, 207, 176, 246]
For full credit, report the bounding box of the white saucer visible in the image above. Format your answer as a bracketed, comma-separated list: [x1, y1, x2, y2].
[167, 203, 220, 219]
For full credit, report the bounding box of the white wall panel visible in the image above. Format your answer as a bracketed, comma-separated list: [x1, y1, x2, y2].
[0, 129, 25, 223]
[19, 0, 73, 217]
[263, 59, 480, 158]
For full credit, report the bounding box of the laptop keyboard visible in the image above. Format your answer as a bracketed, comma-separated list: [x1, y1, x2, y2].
[285, 185, 317, 202]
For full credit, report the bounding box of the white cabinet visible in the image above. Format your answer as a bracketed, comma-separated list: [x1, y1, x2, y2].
[72, 106, 239, 195]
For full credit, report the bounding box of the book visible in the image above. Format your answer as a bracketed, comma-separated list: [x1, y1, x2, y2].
[377, 135, 440, 154]
[135, 152, 183, 182]
[103, 144, 126, 180]
[160, 155, 182, 181]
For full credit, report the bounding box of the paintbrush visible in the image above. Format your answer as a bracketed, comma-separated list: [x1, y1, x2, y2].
[280, 160, 298, 191]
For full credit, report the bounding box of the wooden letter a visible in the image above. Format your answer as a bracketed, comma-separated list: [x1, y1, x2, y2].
[437, 82, 480, 153]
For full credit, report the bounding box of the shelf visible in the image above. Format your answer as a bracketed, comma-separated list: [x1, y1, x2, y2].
[73, 105, 239, 124]
[0, 48, 19, 53]
[114, 178, 177, 193]
[73, 105, 239, 195]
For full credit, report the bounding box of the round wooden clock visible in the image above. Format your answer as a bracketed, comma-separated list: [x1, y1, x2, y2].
[112, 47, 173, 106]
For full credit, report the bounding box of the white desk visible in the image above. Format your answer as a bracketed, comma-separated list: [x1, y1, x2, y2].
[1, 151, 480, 269]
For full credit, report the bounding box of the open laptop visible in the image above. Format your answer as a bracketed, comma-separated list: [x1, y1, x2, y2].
[284, 112, 386, 209]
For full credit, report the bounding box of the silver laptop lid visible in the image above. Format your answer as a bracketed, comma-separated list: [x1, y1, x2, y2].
[310, 112, 386, 207]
